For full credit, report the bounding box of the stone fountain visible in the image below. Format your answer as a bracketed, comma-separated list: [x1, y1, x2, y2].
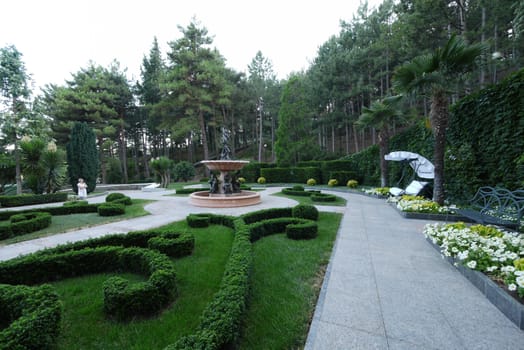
[189, 129, 261, 208]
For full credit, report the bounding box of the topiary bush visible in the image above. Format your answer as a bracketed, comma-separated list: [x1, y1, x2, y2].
[0, 193, 68, 207]
[97, 203, 125, 216]
[257, 176, 266, 184]
[307, 178, 317, 186]
[241, 207, 293, 225]
[347, 179, 358, 188]
[106, 192, 126, 202]
[63, 200, 89, 207]
[286, 221, 318, 239]
[292, 204, 319, 221]
[328, 179, 338, 187]
[0, 212, 52, 240]
[311, 193, 337, 202]
[187, 214, 210, 228]
[0, 284, 61, 350]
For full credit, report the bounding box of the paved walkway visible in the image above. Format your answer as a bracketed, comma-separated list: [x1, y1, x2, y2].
[1, 188, 522, 348]
[305, 193, 523, 349]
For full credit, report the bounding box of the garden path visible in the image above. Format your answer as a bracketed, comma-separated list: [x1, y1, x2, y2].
[305, 192, 524, 349]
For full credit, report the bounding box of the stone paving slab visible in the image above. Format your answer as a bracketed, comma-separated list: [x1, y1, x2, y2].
[305, 193, 524, 349]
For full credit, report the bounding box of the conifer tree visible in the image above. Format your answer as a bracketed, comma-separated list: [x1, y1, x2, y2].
[66, 122, 99, 194]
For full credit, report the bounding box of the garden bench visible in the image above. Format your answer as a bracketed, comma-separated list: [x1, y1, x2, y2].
[457, 187, 524, 230]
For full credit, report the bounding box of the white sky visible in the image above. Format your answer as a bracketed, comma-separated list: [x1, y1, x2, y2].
[1, 0, 382, 92]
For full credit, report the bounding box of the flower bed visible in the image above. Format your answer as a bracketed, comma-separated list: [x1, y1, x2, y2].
[424, 222, 524, 328]
[389, 195, 457, 214]
[362, 187, 390, 197]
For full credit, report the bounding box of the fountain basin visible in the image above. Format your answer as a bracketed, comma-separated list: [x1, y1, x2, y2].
[190, 190, 261, 208]
[201, 160, 249, 172]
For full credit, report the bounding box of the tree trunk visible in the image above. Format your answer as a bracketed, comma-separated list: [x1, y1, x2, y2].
[119, 125, 128, 183]
[430, 90, 449, 205]
[15, 144, 22, 194]
[378, 129, 389, 188]
[98, 137, 107, 184]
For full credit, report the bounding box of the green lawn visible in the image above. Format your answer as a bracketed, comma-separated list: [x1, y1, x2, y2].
[238, 212, 342, 349]
[52, 222, 234, 350]
[0, 199, 153, 245]
[273, 191, 347, 206]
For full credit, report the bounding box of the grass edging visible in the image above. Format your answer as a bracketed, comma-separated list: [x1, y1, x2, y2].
[425, 237, 524, 330]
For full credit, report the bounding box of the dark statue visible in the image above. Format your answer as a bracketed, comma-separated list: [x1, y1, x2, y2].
[219, 128, 232, 160]
[209, 173, 219, 194]
[223, 173, 233, 195]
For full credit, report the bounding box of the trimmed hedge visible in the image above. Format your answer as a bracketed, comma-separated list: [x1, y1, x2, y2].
[292, 204, 319, 221]
[0, 212, 52, 240]
[106, 193, 132, 205]
[176, 188, 208, 195]
[28, 228, 195, 260]
[0, 246, 177, 321]
[286, 221, 318, 239]
[63, 200, 89, 207]
[328, 171, 358, 186]
[311, 193, 337, 202]
[0, 284, 61, 350]
[0, 193, 68, 208]
[241, 207, 293, 225]
[187, 214, 211, 228]
[174, 205, 318, 349]
[248, 217, 316, 242]
[97, 203, 125, 216]
[260, 167, 321, 184]
[0, 203, 100, 221]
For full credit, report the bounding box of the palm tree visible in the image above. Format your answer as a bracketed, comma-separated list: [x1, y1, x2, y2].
[393, 35, 483, 205]
[356, 95, 404, 187]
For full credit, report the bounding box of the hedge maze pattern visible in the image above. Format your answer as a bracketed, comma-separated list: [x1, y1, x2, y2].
[0, 204, 319, 350]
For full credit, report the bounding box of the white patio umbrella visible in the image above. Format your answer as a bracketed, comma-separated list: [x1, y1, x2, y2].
[384, 151, 435, 179]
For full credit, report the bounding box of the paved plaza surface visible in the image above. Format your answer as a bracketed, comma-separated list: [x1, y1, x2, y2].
[1, 188, 522, 348]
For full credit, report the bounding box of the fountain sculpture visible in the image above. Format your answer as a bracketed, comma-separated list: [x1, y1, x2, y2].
[189, 129, 261, 207]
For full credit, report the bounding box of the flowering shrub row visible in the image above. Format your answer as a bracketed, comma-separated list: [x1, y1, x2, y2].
[389, 195, 456, 214]
[424, 222, 524, 297]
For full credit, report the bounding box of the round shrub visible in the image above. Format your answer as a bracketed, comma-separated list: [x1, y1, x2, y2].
[286, 221, 318, 240]
[311, 193, 337, 202]
[347, 179, 358, 188]
[187, 214, 210, 228]
[238, 177, 246, 184]
[292, 185, 305, 191]
[292, 204, 319, 221]
[98, 203, 125, 216]
[257, 177, 266, 184]
[106, 193, 126, 202]
[328, 179, 338, 187]
[307, 178, 317, 186]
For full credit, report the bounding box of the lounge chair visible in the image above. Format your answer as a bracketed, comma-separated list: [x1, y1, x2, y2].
[389, 180, 431, 197]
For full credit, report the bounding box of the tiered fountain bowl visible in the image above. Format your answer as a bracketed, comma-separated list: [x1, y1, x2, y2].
[189, 160, 261, 208]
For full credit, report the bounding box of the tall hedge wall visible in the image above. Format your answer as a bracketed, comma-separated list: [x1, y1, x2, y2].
[447, 68, 524, 199]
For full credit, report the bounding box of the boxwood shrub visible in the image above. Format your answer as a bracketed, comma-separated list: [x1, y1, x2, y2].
[286, 221, 318, 239]
[0, 212, 52, 240]
[0, 284, 61, 350]
[176, 188, 208, 195]
[0, 246, 177, 321]
[106, 193, 132, 205]
[292, 204, 319, 221]
[241, 207, 293, 224]
[187, 214, 210, 227]
[0, 193, 68, 207]
[311, 193, 337, 202]
[98, 203, 126, 216]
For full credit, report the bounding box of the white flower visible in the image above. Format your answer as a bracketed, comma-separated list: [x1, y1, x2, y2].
[516, 276, 524, 288]
[508, 283, 517, 291]
[467, 260, 477, 269]
[486, 266, 498, 272]
[514, 270, 524, 276]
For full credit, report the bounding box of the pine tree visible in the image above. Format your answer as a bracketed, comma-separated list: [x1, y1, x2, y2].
[66, 122, 99, 194]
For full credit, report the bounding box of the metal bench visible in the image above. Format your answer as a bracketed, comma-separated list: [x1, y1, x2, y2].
[457, 187, 524, 231]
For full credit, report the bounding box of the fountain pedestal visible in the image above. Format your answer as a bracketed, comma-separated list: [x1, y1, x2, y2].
[189, 160, 261, 208]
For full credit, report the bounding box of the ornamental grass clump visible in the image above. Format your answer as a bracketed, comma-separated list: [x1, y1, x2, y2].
[424, 222, 524, 297]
